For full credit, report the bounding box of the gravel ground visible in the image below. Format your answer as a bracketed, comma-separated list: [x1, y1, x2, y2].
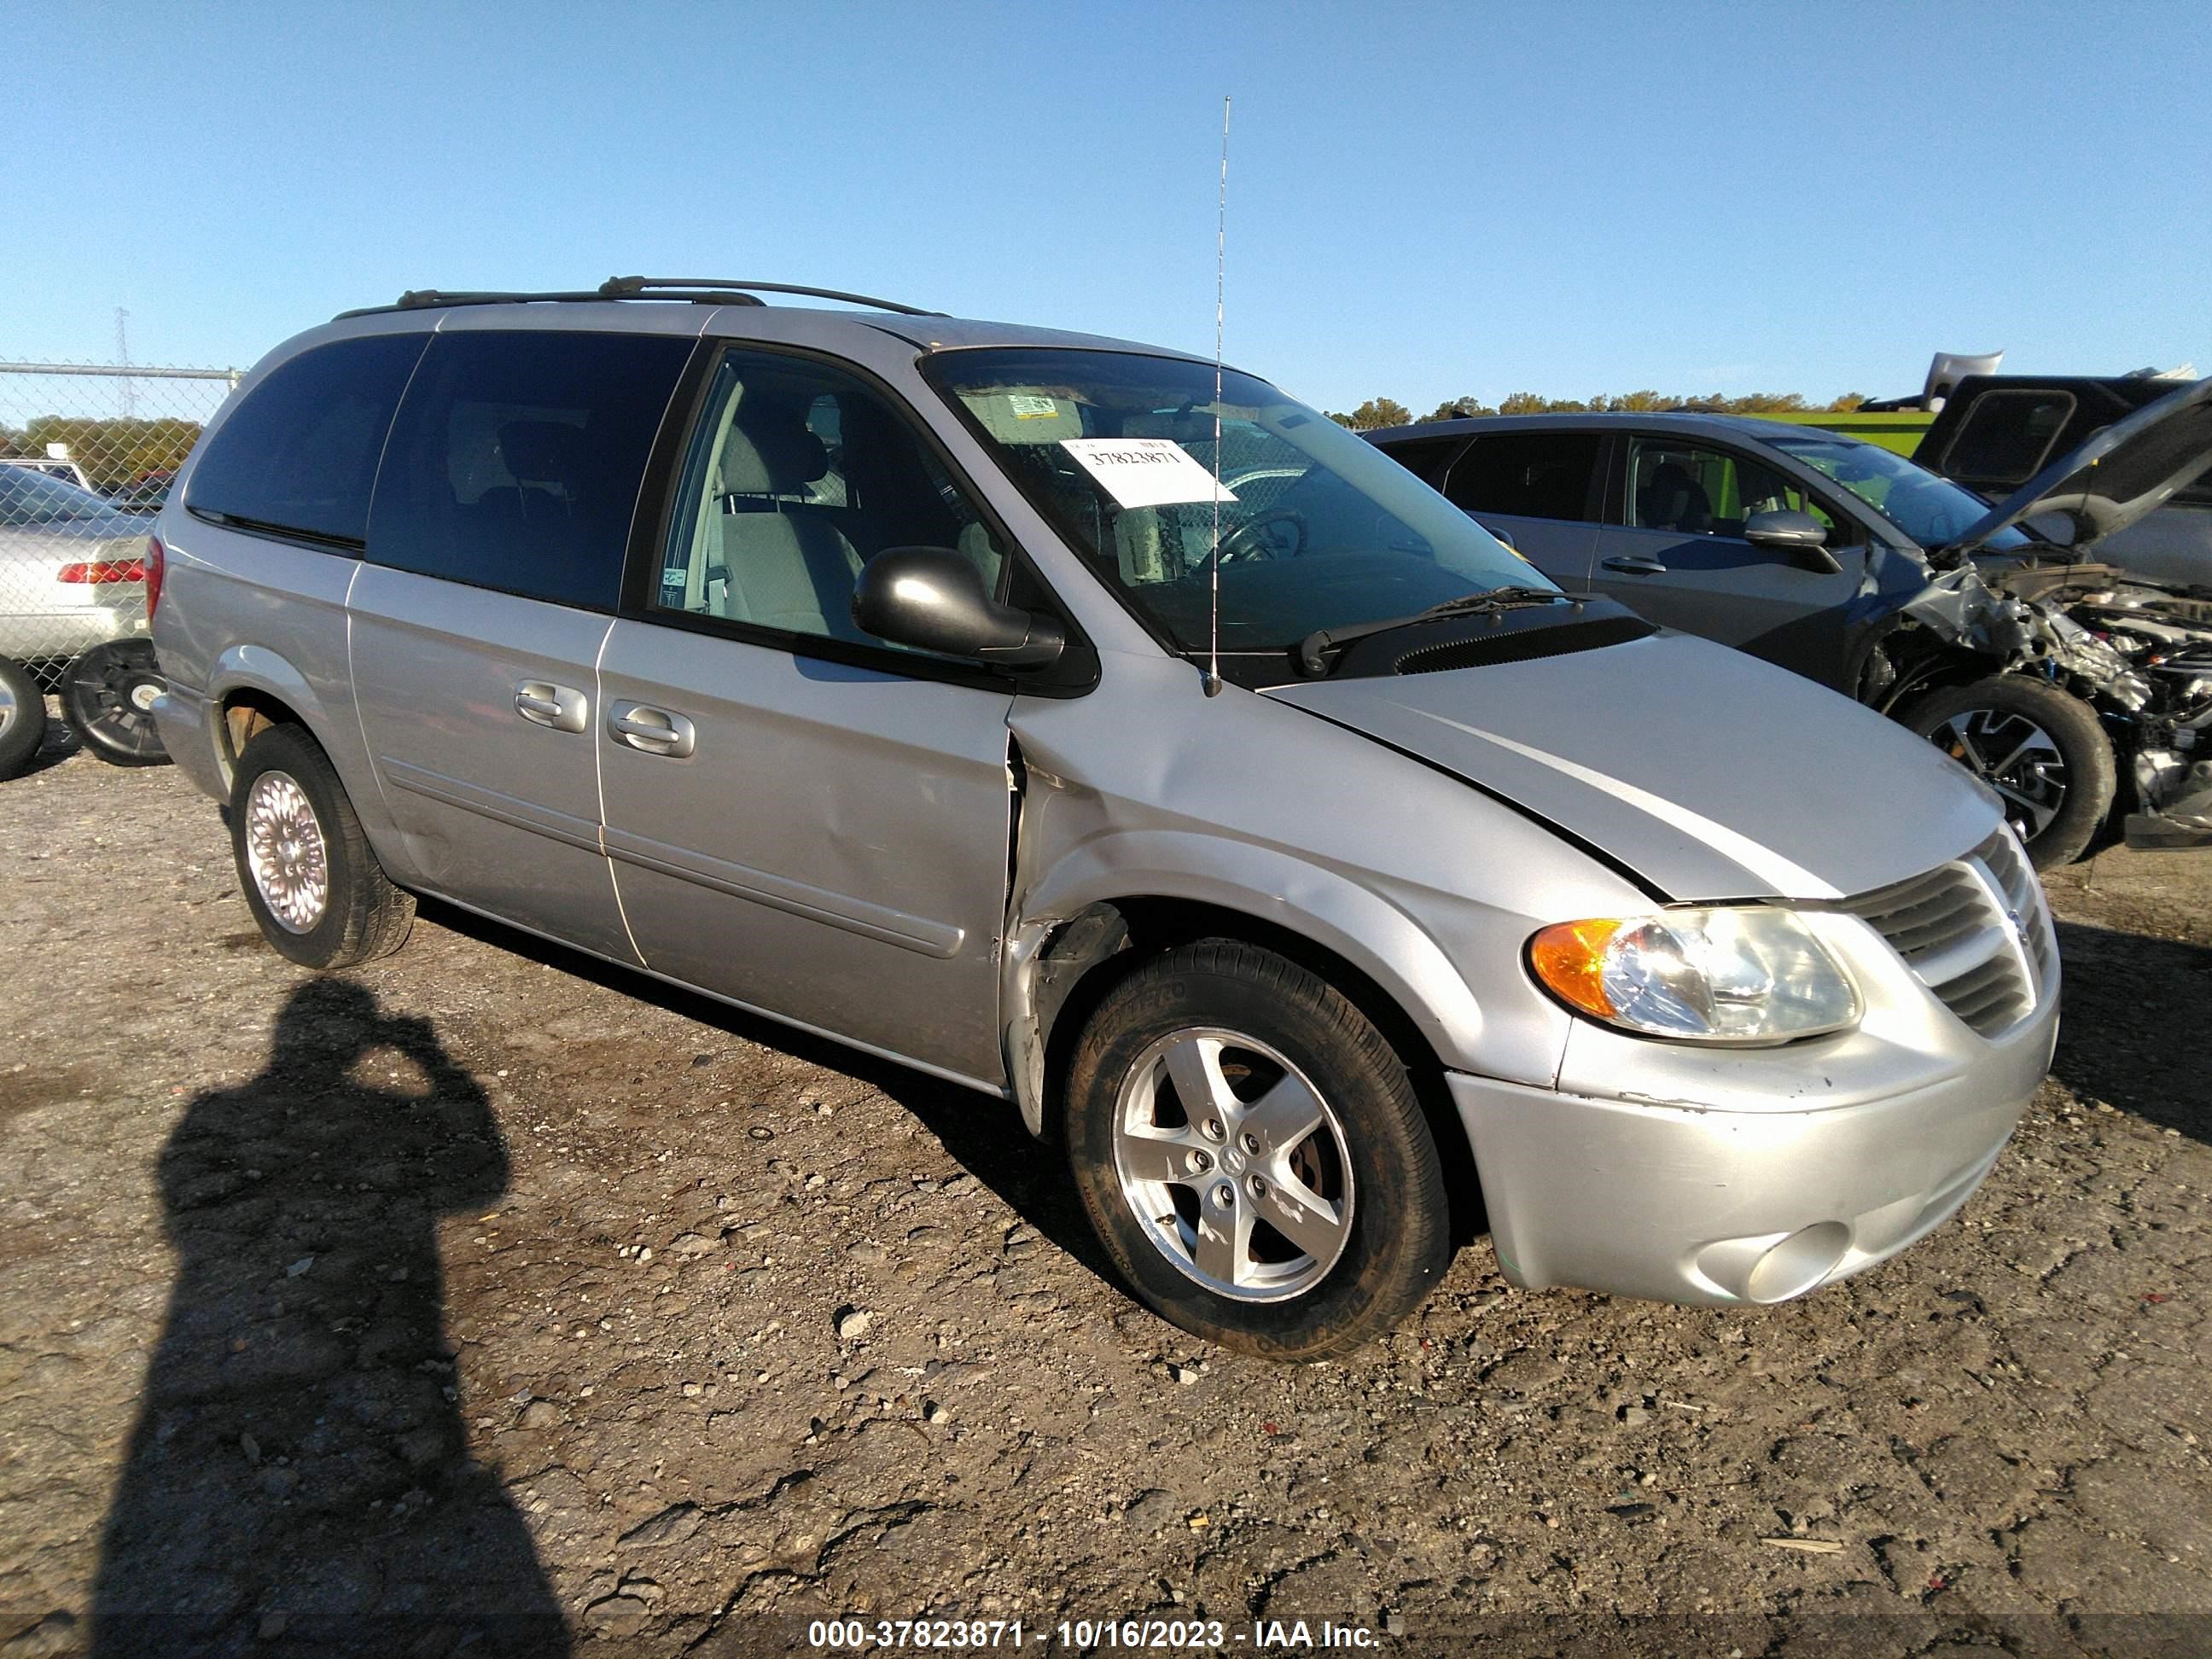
[2, 715, 2209, 1657]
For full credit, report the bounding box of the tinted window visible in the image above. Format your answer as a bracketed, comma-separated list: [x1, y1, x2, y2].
[1372, 434, 1469, 488]
[1941, 391, 2075, 486]
[186, 334, 427, 545]
[369, 329, 691, 609]
[657, 350, 1006, 649]
[1444, 433, 1602, 521]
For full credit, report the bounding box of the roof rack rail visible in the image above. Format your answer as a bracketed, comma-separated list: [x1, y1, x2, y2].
[335, 276, 943, 322]
[599, 276, 944, 316]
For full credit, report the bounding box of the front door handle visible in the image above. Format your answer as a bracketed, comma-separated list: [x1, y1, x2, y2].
[515, 681, 588, 732]
[608, 701, 696, 759]
[1602, 555, 1669, 575]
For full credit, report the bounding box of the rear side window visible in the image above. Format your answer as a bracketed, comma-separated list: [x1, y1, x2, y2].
[186, 334, 427, 546]
[368, 329, 691, 609]
[1443, 433, 1603, 521]
[1941, 391, 2076, 487]
[1371, 434, 1469, 488]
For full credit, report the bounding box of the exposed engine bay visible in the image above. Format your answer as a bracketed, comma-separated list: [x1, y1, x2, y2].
[1886, 561, 2212, 847]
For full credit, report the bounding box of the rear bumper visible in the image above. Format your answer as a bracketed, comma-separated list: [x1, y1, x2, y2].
[149, 683, 228, 803]
[1446, 990, 2058, 1306]
[0, 609, 142, 668]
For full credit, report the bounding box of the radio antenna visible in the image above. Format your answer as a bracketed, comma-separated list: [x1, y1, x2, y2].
[1203, 94, 1231, 698]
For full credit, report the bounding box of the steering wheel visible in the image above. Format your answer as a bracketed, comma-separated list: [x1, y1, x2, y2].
[1213, 508, 1309, 563]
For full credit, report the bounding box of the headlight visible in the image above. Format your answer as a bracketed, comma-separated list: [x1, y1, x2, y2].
[1528, 906, 1860, 1045]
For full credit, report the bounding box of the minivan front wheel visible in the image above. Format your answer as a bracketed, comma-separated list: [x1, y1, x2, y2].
[1903, 675, 2115, 868]
[230, 724, 414, 969]
[1065, 940, 1450, 1360]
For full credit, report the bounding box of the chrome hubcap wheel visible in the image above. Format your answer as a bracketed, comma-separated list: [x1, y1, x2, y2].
[244, 771, 329, 934]
[1932, 709, 2068, 841]
[1112, 1027, 1354, 1302]
[0, 682, 16, 733]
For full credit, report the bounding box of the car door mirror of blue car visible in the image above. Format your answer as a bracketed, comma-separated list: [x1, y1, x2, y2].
[1743, 509, 1842, 573]
[852, 546, 1067, 669]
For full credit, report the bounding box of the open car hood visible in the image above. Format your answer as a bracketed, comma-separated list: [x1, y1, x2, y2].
[1948, 374, 2212, 559]
[1267, 632, 1998, 902]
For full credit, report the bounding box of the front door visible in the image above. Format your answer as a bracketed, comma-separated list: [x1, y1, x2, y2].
[1588, 435, 1866, 687]
[597, 346, 1020, 1086]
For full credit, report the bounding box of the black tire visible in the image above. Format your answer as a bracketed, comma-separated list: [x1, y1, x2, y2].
[63, 639, 172, 767]
[0, 655, 47, 780]
[230, 724, 414, 969]
[1065, 940, 1451, 1361]
[1903, 675, 2116, 869]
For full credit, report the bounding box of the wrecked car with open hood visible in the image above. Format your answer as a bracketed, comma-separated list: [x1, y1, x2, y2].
[152, 284, 2054, 1361]
[1368, 375, 2212, 867]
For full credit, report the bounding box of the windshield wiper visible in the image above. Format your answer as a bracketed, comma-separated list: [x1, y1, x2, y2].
[1295, 587, 1580, 677]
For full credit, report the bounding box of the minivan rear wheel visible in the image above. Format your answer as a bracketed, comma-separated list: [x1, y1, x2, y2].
[230, 724, 414, 969]
[1064, 940, 1450, 1360]
[1903, 674, 2115, 869]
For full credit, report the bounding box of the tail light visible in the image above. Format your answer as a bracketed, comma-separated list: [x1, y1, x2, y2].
[146, 535, 166, 619]
[57, 558, 148, 584]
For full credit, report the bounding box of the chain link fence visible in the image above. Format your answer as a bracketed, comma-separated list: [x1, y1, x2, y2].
[1, 359, 237, 773]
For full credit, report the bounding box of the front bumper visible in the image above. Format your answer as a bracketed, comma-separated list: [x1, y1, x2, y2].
[1446, 986, 2058, 1306]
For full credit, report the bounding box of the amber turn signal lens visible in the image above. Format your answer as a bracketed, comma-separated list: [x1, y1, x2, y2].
[1528, 917, 1624, 1018]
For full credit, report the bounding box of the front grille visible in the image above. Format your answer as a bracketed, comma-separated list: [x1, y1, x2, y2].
[1840, 830, 2052, 1038]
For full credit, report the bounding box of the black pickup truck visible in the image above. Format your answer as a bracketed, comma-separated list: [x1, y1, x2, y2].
[1916, 375, 2212, 587]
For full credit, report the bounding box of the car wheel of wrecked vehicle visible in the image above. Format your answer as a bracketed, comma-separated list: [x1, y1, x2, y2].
[63, 640, 172, 767]
[1906, 675, 2116, 868]
[230, 724, 415, 969]
[0, 656, 49, 780]
[1065, 940, 1451, 1360]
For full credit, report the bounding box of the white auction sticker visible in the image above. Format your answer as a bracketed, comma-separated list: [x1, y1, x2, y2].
[1059, 438, 1238, 509]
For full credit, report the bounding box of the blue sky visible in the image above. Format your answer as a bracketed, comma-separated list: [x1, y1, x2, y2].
[12, 1, 2209, 413]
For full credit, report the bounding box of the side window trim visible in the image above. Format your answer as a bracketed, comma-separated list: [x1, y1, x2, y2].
[616, 338, 1098, 696]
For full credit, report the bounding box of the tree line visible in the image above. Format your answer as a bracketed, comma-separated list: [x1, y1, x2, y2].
[1325, 391, 1871, 430]
[1, 416, 204, 489]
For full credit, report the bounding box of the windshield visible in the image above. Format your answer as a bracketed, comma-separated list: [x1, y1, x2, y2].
[1767, 434, 2030, 553]
[925, 349, 1549, 655]
[0, 465, 120, 524]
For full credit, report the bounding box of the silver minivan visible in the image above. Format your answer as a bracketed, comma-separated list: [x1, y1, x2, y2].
[149, 279, 2059, 1359]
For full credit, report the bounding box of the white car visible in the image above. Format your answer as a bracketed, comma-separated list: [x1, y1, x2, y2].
[0, 466, 166, 771]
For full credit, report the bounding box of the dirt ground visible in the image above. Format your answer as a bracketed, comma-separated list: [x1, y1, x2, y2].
[2, 710, 2209, 1658]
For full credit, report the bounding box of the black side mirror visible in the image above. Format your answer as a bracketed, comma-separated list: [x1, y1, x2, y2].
[852, 546, 1065, 669]
[1743, 509, 1840, 573]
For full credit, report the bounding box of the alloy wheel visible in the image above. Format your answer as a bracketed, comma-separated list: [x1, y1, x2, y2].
[1932, 707, 2069, 841]
[1111, 1027, 1355, 1302]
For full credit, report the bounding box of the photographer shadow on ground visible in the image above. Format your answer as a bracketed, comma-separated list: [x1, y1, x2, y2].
[91, 980, 568, 1657]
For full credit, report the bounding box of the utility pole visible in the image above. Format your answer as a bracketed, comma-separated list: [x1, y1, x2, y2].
[115, 306, 135, 417]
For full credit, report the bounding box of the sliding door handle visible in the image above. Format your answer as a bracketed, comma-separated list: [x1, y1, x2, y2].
[515, 681, 588, 732]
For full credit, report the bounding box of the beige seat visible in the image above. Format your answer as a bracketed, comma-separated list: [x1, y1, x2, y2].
[703, 407, 868, 641]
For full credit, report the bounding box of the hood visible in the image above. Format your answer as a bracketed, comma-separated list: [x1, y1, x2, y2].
[1949, 374, 2212, 558]
[1267, 632, 1999, 903]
